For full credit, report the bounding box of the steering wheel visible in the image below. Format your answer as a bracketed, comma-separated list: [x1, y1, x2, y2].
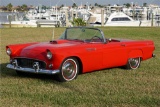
[90, 36, 102, 42]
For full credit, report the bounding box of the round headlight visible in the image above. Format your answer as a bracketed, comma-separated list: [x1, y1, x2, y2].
[6, 48, 12, 56]
[47, 50, 52, 60]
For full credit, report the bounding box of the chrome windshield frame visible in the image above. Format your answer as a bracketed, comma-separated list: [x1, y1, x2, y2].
[61, 27, 106, 43]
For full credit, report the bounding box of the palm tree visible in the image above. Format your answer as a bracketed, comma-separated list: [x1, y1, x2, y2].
[21, 4, 28, 11]
[60, 4, 64, 8]
[143, 3, 147, 7]
[71, 18, 86, 26]
[125, 3, 131, 8]
[95, 3, 98, 6]
[7, 3, 13, 11]
[72, 3, 77, 8]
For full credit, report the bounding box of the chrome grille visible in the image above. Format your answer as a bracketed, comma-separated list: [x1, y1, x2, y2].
[15, 58, 46, 69]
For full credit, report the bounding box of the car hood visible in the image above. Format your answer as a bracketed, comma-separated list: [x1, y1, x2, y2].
[20, 41, 81, 58]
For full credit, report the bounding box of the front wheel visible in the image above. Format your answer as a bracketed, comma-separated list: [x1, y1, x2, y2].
[57, 58, 79, 82]
[125, 57, 141, 70]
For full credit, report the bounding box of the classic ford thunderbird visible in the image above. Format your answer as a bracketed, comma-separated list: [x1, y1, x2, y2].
[6, 27, 155, 82]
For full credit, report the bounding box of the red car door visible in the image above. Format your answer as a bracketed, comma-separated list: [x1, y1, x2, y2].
[102, 42, 128, 68]
[80, 43, 104, 72]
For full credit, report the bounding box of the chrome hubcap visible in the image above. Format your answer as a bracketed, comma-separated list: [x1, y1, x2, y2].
[62, 59, 77, 80]
[129, 58, 140, 69]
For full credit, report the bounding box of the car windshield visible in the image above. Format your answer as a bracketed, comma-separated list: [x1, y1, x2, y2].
[59, 27, 105, 43]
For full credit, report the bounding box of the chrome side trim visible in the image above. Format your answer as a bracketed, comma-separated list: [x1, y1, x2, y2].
[6, 64, 60, 74]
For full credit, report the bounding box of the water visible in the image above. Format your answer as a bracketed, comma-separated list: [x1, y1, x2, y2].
[0, 12, 11, 28]
[0, 12, 24, 28]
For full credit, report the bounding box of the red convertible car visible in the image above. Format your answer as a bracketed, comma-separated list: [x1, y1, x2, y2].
[6, 27, 155, 82]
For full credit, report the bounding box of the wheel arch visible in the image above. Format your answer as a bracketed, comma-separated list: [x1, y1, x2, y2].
[62, 56, 83, 74]
[128, 50, 143, 60]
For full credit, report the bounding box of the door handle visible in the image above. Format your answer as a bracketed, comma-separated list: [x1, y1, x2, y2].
[86, 48, 96, 51]
[121, 44, 126, 47]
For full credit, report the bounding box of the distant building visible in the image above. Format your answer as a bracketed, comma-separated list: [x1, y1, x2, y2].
[105, 5, 123, 13]
[0, 6, 7, 12]
[28, 5, 36, 10]
[12, 6, 21, 12]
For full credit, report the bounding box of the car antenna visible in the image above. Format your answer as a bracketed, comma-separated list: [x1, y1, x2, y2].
[52, 28, 55, 40]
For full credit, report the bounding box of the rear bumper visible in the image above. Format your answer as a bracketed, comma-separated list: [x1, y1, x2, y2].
[6, 64, 60, 74]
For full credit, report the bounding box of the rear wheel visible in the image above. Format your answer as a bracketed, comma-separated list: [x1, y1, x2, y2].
[125, 57, 141, 69]
[57, 58, 79, 82]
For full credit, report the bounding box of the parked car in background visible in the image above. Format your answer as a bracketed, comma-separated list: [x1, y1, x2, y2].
[6, 27, 155, 82]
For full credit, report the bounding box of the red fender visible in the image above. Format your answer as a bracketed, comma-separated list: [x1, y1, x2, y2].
[128, 50, 143, 59]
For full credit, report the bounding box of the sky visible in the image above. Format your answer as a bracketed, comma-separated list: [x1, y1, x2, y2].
[1, 0, 160, 6]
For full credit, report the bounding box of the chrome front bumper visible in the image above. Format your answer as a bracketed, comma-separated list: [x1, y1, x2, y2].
[6, 64, 60, 74]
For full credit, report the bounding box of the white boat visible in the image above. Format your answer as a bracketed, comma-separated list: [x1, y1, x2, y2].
[2, 20, 37, 27]
[87, 8, 106, 24]
[1, 15, 37, 28]
[90, 12, 156, 27]
[90, 12, 140, 26]
[105, 12, 140, 26]
[2, 10, 65, 28]
[36, 12, 66, 27]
